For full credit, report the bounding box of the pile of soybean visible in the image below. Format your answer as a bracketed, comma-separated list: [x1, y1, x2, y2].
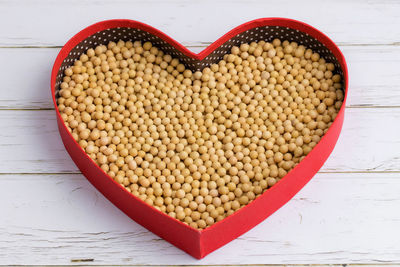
[57, 38, 343, 229]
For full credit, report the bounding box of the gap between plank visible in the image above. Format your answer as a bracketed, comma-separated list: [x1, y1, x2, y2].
[1, 42, 400, 49]
[1, 105, 400, 111]
[0, 170, 399, 176]
[5, 263, 400, 267]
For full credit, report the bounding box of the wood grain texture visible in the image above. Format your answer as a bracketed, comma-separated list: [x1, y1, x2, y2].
[1, 45, 400, 109]
[0, 172, 399, 265]
[0, 107, 399, 174]
[1, 0, 400, 265]
[0, 0, 399, 47]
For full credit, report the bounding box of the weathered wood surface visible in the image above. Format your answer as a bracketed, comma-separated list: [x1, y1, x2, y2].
[0, 0, 399, 265]
[1, 173, 400, 265]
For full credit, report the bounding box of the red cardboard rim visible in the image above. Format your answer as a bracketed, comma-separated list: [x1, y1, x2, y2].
[51, 18, 348, 259]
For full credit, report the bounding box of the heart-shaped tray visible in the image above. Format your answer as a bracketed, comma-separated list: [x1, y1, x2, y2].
[51, 18, 348, 259]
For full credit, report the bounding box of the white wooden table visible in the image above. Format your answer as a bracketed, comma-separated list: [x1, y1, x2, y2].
[1, 0, 400, 265]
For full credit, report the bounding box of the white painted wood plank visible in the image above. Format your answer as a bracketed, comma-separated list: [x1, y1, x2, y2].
[0, 0, 399, 46]
[0, 107, 399, 174]
[0, 172, 399, 265]
[0, 110, 77, 173]
[0, 48, 59, 109]
[345, 45, 400, 107]
[1, 45, 400, 109]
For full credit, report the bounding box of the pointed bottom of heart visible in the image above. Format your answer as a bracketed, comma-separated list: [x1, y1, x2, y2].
[58, 110, 344, 258]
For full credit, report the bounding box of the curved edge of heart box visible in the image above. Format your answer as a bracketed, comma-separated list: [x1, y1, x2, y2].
[51, 18, 348, 259]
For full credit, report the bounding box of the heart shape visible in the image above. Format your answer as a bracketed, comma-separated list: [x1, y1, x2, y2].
[51, 18, 348, 259]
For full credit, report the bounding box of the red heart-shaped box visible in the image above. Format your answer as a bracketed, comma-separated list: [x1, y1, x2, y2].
[51, 18, 348, 259]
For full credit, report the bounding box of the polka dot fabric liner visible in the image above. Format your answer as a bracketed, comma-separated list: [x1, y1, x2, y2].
[55, 26, 344, 95]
